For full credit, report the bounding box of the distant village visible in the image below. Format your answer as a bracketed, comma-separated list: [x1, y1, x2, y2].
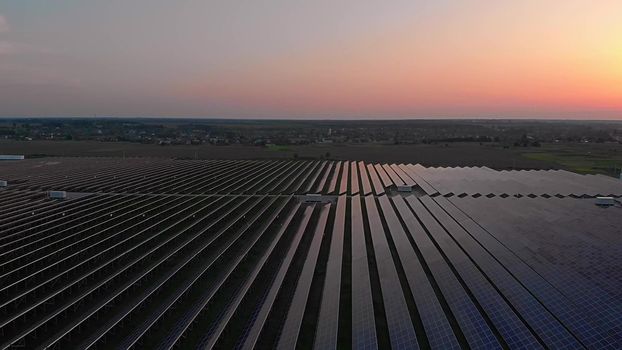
[1, 118, 621, 147]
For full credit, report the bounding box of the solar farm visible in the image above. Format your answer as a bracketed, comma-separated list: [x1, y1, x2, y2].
[1, 158, 621, 349]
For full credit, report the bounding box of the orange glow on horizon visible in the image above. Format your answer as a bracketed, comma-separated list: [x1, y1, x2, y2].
[177, 1, 622, 118]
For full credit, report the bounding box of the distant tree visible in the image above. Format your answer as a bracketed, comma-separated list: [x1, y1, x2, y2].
[325, 151, 330, 158]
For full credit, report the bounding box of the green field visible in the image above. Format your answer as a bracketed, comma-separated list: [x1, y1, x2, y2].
[266, 144, 291, 152]
[522, 143, 622, 176]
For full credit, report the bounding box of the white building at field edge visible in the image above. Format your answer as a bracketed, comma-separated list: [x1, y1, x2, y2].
[0, 155, 25, 160]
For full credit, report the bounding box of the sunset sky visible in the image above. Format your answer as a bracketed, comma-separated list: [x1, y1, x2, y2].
[0, 1, 621, 119]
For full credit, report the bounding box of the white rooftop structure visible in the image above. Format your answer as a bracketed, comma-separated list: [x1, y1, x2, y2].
[0, 155, 25, 160]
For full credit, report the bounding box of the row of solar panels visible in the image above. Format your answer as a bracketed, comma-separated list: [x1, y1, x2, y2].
[449, 196, 622, 303]
[415, 166, 622, 197]
[4, 158, 621, 197]
[1, 189, 620, 349]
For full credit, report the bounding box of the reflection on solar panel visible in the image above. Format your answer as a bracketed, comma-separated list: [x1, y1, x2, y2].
[198, 200, 300, 349]
[277, 203, 330, 350]
[365, 195, 419, 349]
[358, 161, 372, 195]
[314, 195, 346, 350]
[383, 164, 405, 186]
[327, 161, 342, 194]
[1, 158, 620, 349]
[367, 163, 385, 195]
[339, 162, 350, 195]
[350, 195, 379, 350]
[390, 164, 416, 187]
[378, 196, 460, 349]
[351, 162, 360, 195]
[239, 205, 315, 350]
[407, 197, 542, 349]
[315, 161, 334, 193]
[394, 196, 502, 349]
[375, 164, 394, 187]
[419, 196, 582, 349]
[432, 196, 617, 348]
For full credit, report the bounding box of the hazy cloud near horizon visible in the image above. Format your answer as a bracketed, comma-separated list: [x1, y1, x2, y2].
[0, 1, 620, 119]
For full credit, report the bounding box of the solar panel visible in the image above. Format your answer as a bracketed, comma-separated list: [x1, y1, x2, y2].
[436, 196, 620, 348]
[419, 196, 582, 349]
[448, 196, 622, 348]
[99, 196, 285, 350]
[382, 164, 404, 186]
[265, 161, 308, 194]
[350, 161, 360, 195]
[378, 196, 460, 349]
[314, 196, 347, 350]
[339, 162, 350, 195]
[327, 162, 342, 194]
[3, 194, 253, 349]
[406, 197, 541, 349]
[374, 164, 393, 187]
[315, 161, 334, 193]
[298, 161, 324, 193]
[305, 161, 328, 193]
[4, 158, 622, 349]
[367, 164, 385, 195]
[239, 205, 315, 350]
[400, 165, 438, 195]
[358, 161, 372, 195]
[390, 164, 416, 187]
[350, 195, 379, 350]
[194, 199, 300, 349]
[364, 195, 419, 350]
[392, 196, 501, 349]
[277, 203, 331, 350]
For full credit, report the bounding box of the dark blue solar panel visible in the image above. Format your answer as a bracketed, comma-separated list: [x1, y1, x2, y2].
[407, 196, 542, 349]
[350, 162, 360, 195]
[277, 203, 331, 350]
[391, 196, 501, 349]
[358, 162, 373, 195]
[420, 196, 582, 349]
[367, 164, 385, 195]
[339, 162, 350, 195]
[327, 162, 342, 194]
[374, 164, 393, 187]
[448, 196, 622, 348]
[350, 195, 379, 350]
[365, 195, 419, 350]
[378, 196, 460, 349]
[314, 196, 346, 350]
[238, 206, 315, 350]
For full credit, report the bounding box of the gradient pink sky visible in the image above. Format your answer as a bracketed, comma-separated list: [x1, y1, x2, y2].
[0, 1, 621, 119]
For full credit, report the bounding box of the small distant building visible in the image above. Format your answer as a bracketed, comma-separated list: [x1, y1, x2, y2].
[304, 194, 327, 203]
[0, 155, 25, 160]
[397, 185, 413, 192]
[48, 191, 67, 199]
[0, 180, 7, 187]
[595, 197, 615, 207]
